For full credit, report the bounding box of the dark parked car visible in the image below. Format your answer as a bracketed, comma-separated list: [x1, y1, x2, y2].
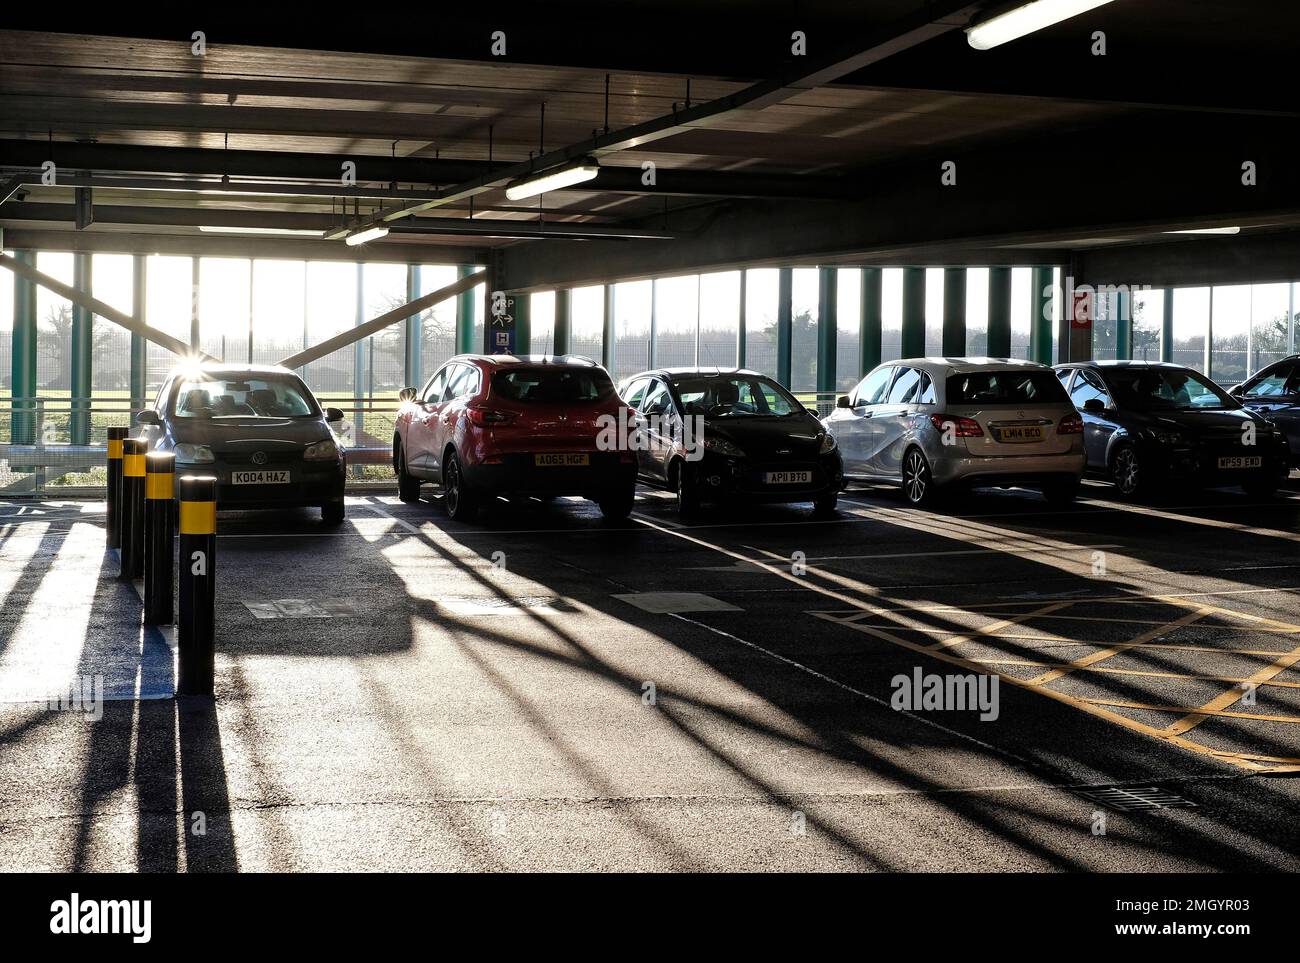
[135, 364, 348, 523]
[617, 368, 843, 518]
[1226, 354, 1300, 464]
[1053, 361, 1289, 498]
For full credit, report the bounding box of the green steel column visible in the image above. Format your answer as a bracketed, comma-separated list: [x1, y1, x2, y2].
[776, 267, 793, 386]
[405, 264, 422, 386]
[11, 250, 37, 444]
[942, 267, 966, 357]
[189, 257, 200, 349]
[130, 256, 147, 412]
[513, 291, 531, 355]
[986, 267, 1012, 358]
[353, 263, 366, 435]
[1029, 266, 1054, 365]
[70, 252, 93, 445]
[859, 267, 882, 376]
[553, 288, 571, 356]
[456, 264, 476, 355]
[1116, 288, 1131, 360]
[602, 285, 615, 371]
[816, 267, 837, 397]
[736, 271, 747, 368]
[1161, 287, 1174, 363]
[900, 267, 926, 359]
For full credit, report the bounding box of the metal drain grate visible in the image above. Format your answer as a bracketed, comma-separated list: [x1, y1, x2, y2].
[1077, 786, 1197, 812]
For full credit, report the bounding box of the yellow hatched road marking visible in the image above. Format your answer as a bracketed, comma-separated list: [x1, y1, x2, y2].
[1026, 608, 1212, 686]
[1163, 643, 1300, 736]
[926, 601, 1071, 651]
[1083, 698, 1300, 726]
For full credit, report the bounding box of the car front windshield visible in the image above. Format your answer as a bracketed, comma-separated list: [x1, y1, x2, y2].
[1104, 368, 1238, 411]
[172, 376, 317, 419]
[671, 375, 800, 417]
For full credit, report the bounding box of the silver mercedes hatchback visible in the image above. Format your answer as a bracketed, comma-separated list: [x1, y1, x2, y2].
[822, 358, 1086, 506]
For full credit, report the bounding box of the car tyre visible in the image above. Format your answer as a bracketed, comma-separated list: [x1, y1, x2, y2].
[1242, 475, 1277, 499]
[901, 447, 937, 507]
[321, 498, 345, 525]
[1042, 478, 1080, 507]
[812, 490, 838, 519]
[395, 440, 421, 503]
[1110, 444, 1144, 499]
[443, 451, 479, 522]
[676, 462, 702, 519]
[598, 485, 636, 522]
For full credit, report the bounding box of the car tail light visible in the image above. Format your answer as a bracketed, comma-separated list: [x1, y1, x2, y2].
[466, 406, 516, 427]
[1058, 413, 1084, 435]
[929, 414, 984, 437]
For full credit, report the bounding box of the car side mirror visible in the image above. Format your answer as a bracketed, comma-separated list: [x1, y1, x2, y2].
[325, 407, 345, 423]
[1083, 398, 1105, 413]
[135, 409, 160, 426]
[836, 395, 851, 409]
[398, 386, 417, 402]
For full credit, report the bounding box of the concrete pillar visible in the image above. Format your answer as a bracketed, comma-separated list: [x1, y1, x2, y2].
[648, 280, 659, 368]
[986, 267, 1012, 358]
[480, 260, 499, 353]
[554, 288, 571, 356]
[816, 267, 837, 397]
[859, 267, 882, 377]
[1161, 287, 1174, 362]
[900, 267, 926, 359]
[70, 252, 93, 445]
[405, 264, 421, 387]
[1030, 266, 1056, 365]
[602, 285, 615, 371]
[942, 268, 966, 357]
[776, 267, 793, 386]
[736, 271, 747, 368]
[130, 256, 147, 412]
[10, 250, 37, 444]
[456, 264, 476, 355]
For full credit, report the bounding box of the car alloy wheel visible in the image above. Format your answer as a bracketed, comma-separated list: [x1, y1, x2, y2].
[1113, 446, 1140, 496]
[903, 449, 930, 505]
[444, 453, 475, 520]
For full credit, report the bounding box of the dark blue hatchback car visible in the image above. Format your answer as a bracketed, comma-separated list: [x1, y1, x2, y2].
[1226, 354, 1300, 464]
[1053, 361, 1289, 499]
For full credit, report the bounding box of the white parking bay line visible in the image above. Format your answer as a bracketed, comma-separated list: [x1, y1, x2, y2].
[613, 592, 742, 614]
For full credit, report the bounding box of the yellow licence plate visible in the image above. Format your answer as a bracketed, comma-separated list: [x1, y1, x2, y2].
[996, 426, 1043, 443]
[534, 453, 590, 467]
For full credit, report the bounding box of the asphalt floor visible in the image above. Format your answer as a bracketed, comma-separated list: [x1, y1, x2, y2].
[3, 476, 1300, 871]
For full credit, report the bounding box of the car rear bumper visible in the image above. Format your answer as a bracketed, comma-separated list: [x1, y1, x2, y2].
[1158, 445, 1288, 485]
[462, 452, 636, 496]
[694, 452, 844, 503]
[933, 450, 1085, 488]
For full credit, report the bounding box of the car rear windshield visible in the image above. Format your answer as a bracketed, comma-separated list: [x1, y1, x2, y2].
[491, 367, 614, 403]
[173, 376, 317, 418]
[1103, 367, 1238, 411]
[670, 375, 801, 417]
[946, 370, 1068, 406]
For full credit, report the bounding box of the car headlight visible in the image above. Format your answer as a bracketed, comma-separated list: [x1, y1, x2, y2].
[174, 443, 214, 463]
[702, 435, 746, 458]
[304, 438, 339, 461]
[819, 432, 837, 454]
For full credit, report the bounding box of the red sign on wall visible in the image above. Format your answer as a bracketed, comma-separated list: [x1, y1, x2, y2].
[1071, 290, 1093, 329]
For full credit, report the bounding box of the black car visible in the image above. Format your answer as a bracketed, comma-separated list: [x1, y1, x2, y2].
[135, 364, 348, 523]
[616, 368, 843, 518]
[1226, 354, 1300, 464]
[1053, 361, 1289, 498]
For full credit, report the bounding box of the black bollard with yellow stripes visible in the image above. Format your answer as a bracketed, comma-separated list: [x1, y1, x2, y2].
[176, 474, 217, 696]
[106, 426, 127, 550]
[119, 438, 146, 580]
[144, 451, 175, 626]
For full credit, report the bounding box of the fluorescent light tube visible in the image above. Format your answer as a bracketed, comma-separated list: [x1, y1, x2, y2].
[967, 0, 1117, 50]
[504, 161, 600, 201]
[1165, 226, 1242, 235]
[198, 225, 325, 237]
[344, 225, 390, 246]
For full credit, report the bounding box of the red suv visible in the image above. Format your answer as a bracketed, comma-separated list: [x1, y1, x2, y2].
[393, 355, 638, 522]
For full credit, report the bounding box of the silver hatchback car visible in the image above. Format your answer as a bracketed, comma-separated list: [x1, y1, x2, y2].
[822, 358, 1086, 506]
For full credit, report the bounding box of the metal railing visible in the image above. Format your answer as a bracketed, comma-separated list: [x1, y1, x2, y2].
[0, 396, 395, 497]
